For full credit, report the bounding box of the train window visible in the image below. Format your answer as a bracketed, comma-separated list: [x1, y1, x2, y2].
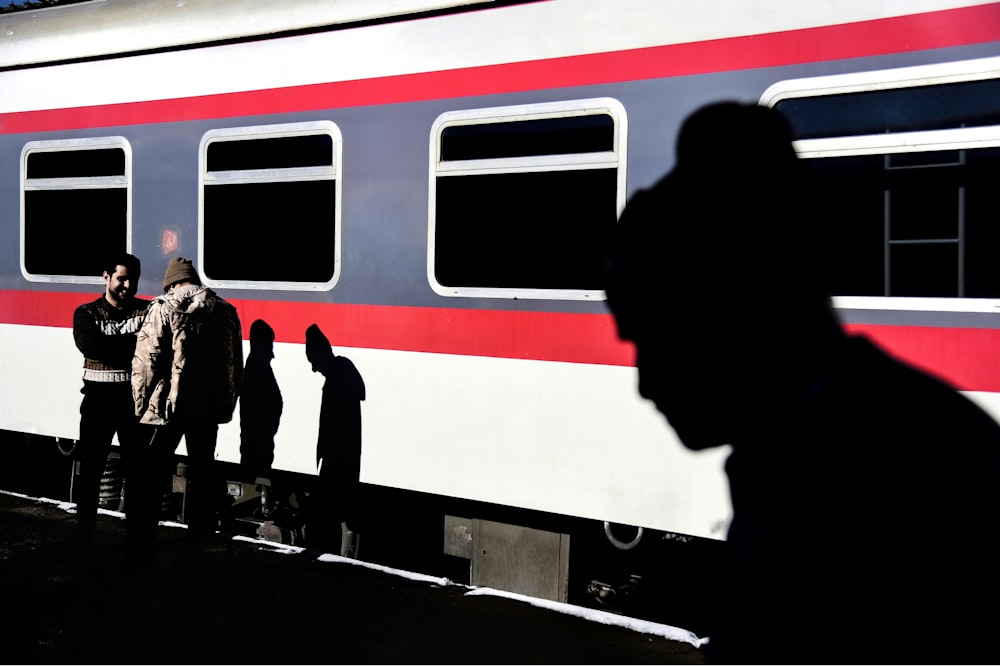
[429, 98, 627, 300]
[775, 78, 1000, 140]
[800, 139, 1000, 299]
[20, 137, 132, 284]
[762, 58, 1000, 307]
[199, 121, 342, 291]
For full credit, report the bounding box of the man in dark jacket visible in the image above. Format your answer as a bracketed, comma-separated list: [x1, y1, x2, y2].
[71, 252, 149, 556]
[603, 102, 1000, 664]
[133, 256, 243, 549]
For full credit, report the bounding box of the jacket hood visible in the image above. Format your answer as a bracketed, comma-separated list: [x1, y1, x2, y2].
[158, 283, 217, 317]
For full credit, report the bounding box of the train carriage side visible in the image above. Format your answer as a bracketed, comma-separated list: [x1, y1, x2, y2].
[1, 0, 1000, 620]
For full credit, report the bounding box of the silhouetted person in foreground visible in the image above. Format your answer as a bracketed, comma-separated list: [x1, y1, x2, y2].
[305, 323, 366, 558]
[240, 319, 284, 518]
[604, 101, 1000, 664]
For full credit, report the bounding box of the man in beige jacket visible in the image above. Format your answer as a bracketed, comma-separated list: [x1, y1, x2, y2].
[133, 256, 243, 550]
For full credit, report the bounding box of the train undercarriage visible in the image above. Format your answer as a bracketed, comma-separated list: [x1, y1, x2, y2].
[0, 428, 723, 635]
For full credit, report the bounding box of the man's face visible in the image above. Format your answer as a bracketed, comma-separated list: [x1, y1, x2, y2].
[104, 264, 138, 308]
[612, 291, 742, 451]
[632, 328, 731, 451]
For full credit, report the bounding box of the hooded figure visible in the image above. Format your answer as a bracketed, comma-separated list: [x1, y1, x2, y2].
[304, 323, 365, 556]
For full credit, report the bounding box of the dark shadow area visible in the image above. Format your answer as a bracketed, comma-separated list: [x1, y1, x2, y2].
[0, 492, 705, 664]
[0, 430, 74, 501]
[604, 101, 1000, 664]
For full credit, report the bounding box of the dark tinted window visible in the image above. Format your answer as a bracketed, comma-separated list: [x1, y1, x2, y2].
[201, 124, 339, 286]
[23, 189, 127, 277]
[26, 148, 125, 178]
[777, 78, 1000, 139]
[441, 115, 615, 160]
[432, 105, 623, 296]
[207, 135, 333, 171]
[434, 169, 617, 290]
[22, 141, 129, 280]
[808, 147, 1000, 298]
[204, 180, 337, 283]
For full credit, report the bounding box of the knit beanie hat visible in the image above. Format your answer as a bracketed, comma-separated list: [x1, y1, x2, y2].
[162, 257, 199, 292]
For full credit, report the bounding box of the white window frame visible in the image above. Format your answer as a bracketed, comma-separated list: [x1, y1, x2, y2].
[198, 120, 343, 291]
[760, 57, 1000, 314]
[20, 136, 132, 284]
[428, 97, 628, 301]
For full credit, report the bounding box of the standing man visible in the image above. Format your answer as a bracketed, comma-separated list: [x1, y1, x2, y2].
[304, 323, 365, 557]
[603, 101, 1000, 663]
[71, 252, 149, 556]
[132, 256, 243, 549]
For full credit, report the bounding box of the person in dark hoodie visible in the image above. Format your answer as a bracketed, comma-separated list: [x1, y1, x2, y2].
[132, 256, 243, 552]
[304, 323, 365, 558]
[239, 319, 283, 518]
[603, 101, 1000, 664]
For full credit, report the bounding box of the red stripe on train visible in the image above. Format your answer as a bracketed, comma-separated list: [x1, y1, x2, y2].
[0, 289, 633, 366]
[5, 290, 1000, 392]
[845, 322, 1000, 394]
[2, 4, 999, 134]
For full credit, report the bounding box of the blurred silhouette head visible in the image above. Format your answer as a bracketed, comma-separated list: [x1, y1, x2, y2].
[249, 319, 275, 356]
[305, 323, 334, 373]
[604, 102, 842, 449]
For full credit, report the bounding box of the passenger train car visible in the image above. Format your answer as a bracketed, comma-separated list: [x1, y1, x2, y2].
[1, 0, 999, 613]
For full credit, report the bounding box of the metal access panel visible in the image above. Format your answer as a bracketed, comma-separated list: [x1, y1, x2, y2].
[470, 518, 570, 602]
